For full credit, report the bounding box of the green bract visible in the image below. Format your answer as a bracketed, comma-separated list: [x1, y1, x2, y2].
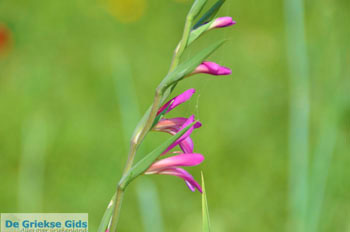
[160, 39, 226, 89]
[193, 0, 226, 29]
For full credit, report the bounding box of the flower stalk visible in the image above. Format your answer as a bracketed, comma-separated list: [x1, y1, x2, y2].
[109, 86, 164, 232]
[99, 0, 234, 231]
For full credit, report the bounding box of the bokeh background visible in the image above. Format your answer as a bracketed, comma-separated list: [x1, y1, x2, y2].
[0, 0, 349, 231]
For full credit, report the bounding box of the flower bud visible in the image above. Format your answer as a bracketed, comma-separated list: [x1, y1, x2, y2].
[210, 17, 236, 29]
[192, 61, 231, 76]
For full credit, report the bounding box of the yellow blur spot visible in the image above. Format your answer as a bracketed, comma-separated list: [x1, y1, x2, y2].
[173, 0, 190, 3]
[107, 0, 146, 23]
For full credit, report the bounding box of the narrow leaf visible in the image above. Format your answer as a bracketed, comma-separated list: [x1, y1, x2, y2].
[121, 122, 196, 188]
[160, 39, 225, 89]
[193, 0, 226, 29]
[201, 172, 211, 232]
[97, 193, 116, 232]
[188, 19, 212, 45]
[188, 0, 208, 20]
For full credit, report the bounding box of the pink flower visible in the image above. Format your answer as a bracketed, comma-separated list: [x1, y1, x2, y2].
[157, 88, 196, 115]
[154, 89, 201, 154]
[145, 153, 204, 193]
[154, 116, 201, 154]
[210, 16, 236, 29]
[164, 115, 201, 154]
[149, 115, 203, 192]
[149, 90, 203, 193]
[192, 61, 231, 76]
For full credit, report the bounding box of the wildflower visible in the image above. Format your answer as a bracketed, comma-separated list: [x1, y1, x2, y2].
[149, 90, 203, 192]
[145, 153, 204, 193]
[154, 89, 201, 154]
[157, 88, 196, 115]
[192, 61, 232, 76]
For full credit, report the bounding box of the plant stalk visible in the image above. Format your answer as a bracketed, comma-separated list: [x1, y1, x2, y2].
[169, 15, 193, 71]
[109, 185, 124, 232]
[109, 87, 164, 231]
[107, 2, 196, 230]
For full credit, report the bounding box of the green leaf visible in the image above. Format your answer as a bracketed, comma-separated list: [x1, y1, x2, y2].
[188, 0, 208, 20]
[201, 172, 211, 232]
[188, 19, 213, 45]
[160, 39, 225, 89]
[120, 122, 196, 189]
[97, 193, 116, 232]
[193, 0, 226, 29]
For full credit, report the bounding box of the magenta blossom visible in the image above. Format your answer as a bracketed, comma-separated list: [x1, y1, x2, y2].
[154, 116, 201, 153]
[157, 88, 195, 115]
[210, 16, 236, 29]
[192, 61, 232, 76]
[149, 90, 203, 192]
[153, 88, 201, 153]
[145, 153, 204, 193]
[162, 115, 200, 154]
[149, 115, 203, 192]
[154, 89, 201, 154]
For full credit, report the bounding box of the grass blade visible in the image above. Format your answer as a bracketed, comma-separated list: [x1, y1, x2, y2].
[284, 0, 310, 231]
[201, 172, 211, 232]
[18, 113, 50, 211]
[136, 180, 164, 232]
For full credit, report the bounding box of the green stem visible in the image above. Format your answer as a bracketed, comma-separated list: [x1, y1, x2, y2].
[169, 15, 193, 71]
[109, 87, 164, 231]
[109, 184, 125, 232]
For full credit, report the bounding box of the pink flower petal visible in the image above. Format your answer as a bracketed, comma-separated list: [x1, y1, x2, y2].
[193, 61, 231, 76]
[162, 115, 196, 154]
[148, 167, 202, 193]
[210, 16, 236, 29]
[153, 117, 188, 133]
[157, 89, 196, 115]
[154, 117, 201, 154]
[147, 153, 204, 172]
[179, 136, 194, 153]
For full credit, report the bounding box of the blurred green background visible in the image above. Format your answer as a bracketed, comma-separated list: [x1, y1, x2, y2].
[0, 0, 349, 231]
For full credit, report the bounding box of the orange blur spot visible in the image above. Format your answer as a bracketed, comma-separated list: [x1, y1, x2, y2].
[0, 23, 11, 56]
